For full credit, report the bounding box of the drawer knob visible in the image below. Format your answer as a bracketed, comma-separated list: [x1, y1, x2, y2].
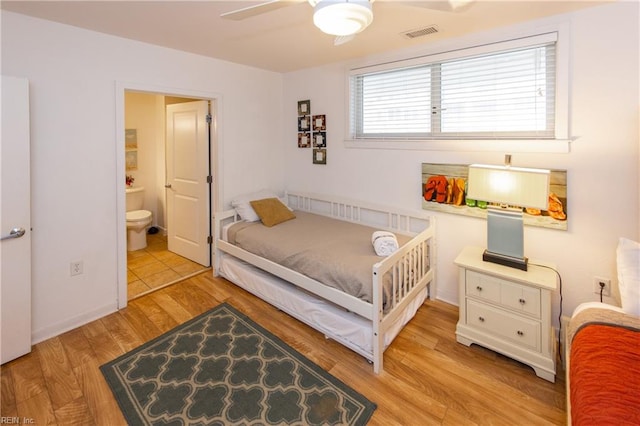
[476, 286, 483, 292]
[478, 316, 485, 322]
[519, 298, 526, 305]
[517, 330, 524, 336]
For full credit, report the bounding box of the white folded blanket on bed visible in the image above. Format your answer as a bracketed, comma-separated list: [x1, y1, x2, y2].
[372, 231, 399, 256]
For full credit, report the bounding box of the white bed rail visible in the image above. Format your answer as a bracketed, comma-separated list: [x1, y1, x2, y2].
[285, 191, 431, 236]
[371, 226, 434, 372]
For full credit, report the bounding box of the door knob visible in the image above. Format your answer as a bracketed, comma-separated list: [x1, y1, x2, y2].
[165, 184, 172, 188]
[1, 227, 26, 241]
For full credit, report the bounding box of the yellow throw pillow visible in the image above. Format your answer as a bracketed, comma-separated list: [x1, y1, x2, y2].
[250, 198, 296, 227]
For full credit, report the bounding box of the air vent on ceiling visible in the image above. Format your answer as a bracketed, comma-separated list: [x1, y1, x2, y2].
[401, 25, 439, 40]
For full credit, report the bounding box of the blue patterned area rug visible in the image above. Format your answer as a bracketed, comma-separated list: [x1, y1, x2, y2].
[101, 303, 376, 425]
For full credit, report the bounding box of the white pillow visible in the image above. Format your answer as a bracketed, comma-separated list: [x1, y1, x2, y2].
[230, 189, 278, 222]
[617, 237, 640, 317]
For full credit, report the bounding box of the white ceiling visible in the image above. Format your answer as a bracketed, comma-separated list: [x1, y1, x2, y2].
[1, 0, 612, 73]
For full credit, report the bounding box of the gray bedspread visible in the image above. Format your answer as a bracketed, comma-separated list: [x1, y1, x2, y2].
[227, 211, 410, 305]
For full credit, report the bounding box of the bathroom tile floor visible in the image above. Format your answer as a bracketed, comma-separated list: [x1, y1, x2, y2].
[127, 233, 210, 300]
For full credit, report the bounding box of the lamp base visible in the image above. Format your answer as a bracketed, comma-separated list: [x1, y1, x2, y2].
[482, 249, 528, 271]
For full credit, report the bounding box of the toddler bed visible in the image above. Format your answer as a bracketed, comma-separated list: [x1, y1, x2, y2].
[214, 191, 436, 373]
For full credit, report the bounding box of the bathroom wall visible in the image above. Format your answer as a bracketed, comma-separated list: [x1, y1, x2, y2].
[124, 92, 163, 228]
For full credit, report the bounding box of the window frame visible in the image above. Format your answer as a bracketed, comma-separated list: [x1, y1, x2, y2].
[345, 29, 570, 153]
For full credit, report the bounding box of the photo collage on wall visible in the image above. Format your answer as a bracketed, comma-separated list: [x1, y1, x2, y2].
[297, 100, 327, 164]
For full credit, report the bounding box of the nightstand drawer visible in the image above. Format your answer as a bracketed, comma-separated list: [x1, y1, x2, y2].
[467, 300, 541, 351]
[466, 270, 541, 318]
[465, 270, 501, 303]
[501, 280, 541, 317]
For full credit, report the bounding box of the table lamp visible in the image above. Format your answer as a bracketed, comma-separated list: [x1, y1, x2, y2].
[467, 157, 550, 271]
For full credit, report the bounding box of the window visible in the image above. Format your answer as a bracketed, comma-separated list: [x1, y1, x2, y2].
[349, 33, 558, 141]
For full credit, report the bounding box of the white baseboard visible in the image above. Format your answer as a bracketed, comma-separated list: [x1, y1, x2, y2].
[31, 302, 118, 345]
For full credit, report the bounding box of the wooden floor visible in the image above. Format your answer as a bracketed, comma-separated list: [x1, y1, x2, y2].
[0, 272, 567, 425]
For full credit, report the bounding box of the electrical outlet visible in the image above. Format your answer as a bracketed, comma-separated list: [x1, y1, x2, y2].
[70, 261, 83, 276]
[593, 276, 611, 297]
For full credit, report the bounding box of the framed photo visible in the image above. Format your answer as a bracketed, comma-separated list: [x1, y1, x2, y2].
[298, 115, 310, 132]
[297, 132, 311, 148]
[125, 129, 138, 149]
[312, 114, 326, 131]
[313, 131, 326, 148]
[125, 150, 138, 171]
[421, 163, 568, 231]
[313, 149, 327, 165]
[298, 100, 311, 116]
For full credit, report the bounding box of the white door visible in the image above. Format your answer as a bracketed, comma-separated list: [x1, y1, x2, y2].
[0, 76, 32, 364]
[166, 101, 210, 266]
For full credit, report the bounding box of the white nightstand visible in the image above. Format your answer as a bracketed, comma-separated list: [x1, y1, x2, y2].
[455, 246, 558, 382]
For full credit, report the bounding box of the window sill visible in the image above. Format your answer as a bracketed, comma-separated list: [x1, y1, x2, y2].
[343, 138, 571, 153]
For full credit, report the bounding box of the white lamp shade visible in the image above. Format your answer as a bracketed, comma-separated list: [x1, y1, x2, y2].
[312, 0, 373, 36]
[467, 164, 550, 210]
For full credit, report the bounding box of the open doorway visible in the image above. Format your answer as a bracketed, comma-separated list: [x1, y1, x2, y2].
[116, 84, 220, 309]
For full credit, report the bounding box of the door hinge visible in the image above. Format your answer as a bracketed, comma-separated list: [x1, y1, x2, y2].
[206, 113, 212, 124]
[207, 175, 213, 184]
[207, 235, 213, 244]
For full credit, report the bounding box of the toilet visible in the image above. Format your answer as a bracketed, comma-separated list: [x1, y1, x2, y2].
[125, 186, 153, 251]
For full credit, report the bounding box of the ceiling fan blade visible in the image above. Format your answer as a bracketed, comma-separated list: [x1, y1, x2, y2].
[221, 0, 305, 21]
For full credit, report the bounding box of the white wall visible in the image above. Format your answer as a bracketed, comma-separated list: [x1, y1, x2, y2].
[1, 11, 285, 342]
[1, 2, 637, 344]
[283, 1, 640, 323]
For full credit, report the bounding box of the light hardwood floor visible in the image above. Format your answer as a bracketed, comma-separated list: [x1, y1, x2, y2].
[0, 272, 567, 425]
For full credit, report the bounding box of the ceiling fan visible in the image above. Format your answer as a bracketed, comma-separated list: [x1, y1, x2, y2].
[221, 0, 474, 45]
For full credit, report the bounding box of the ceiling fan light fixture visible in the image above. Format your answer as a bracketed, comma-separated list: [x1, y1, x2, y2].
[311, 0, 373, 37]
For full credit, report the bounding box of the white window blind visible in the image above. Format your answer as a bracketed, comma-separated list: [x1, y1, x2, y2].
[353, 66, 432, 136]
[350, 33, 557, 141]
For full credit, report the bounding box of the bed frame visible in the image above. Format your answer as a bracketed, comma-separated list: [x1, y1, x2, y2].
[214, 191, 436, 373]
